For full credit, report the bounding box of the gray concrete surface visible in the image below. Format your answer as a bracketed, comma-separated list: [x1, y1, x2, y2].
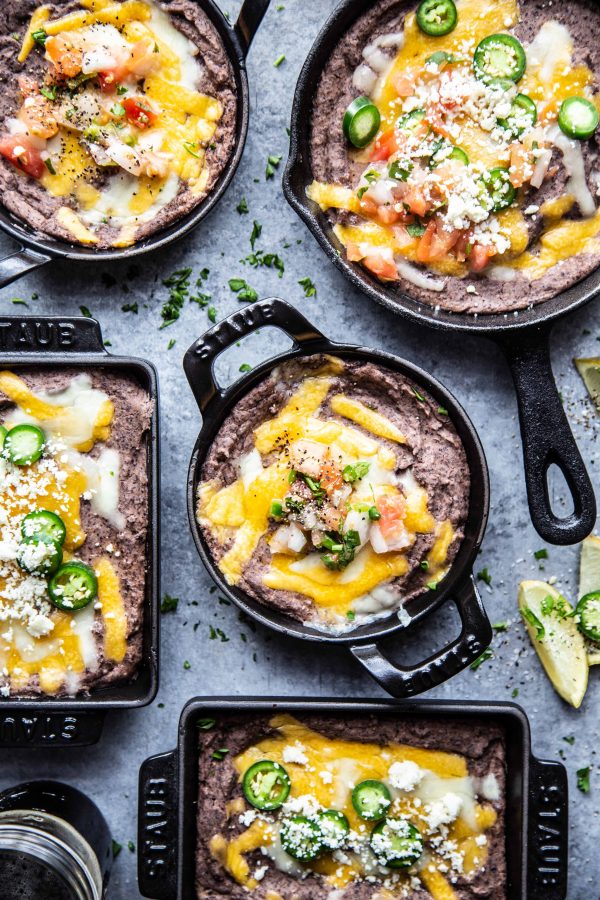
[0, 1, 599, 896]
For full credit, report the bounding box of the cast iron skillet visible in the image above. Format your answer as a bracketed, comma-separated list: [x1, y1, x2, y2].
[283, 0, 598, 547]
[137, 696, 569, 900]
[0, 316, 159, 747]
[183, 297, 492, 699]
[0, 0, 271, 290]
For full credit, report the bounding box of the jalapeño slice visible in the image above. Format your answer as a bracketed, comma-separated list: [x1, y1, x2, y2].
[416, 0, 457, 37]
[370, 818, 424, 869]
[485, 166, 516, 212]
[280, 815, 323, 861]
[397, 108, 426, 133]
[429, 141, 469, 167]
[343, 96, 381, 148]
[558, 96, 599, 140]
[352, 780, 392, 821]
[498, 93, 537, 136]
[315, 809, 350, 850]
[17, 533, 63, 576]
[21, 510, 67, 546]
[48, 561, 98, 611]
[242, 760, 291, 811]
[0, 425, 6, 451]
[4, 424, 46, 466]
[576, 592, 600, 642]
[474, 34, 527, 83]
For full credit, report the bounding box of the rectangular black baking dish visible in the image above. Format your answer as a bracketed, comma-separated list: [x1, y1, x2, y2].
[138, 697, 568, 899]
[0, 316, 159, 747]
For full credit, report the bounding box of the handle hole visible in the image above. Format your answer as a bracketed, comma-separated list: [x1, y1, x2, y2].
[381, 600, 461, 665]
[213, 326, 294, 389]
[546, 462, 575, 519]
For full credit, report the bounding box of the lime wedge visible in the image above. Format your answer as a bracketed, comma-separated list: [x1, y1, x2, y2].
[518, 580, 588, 708]
[579, 535, 600, 665]
[575, 357, 600, 410]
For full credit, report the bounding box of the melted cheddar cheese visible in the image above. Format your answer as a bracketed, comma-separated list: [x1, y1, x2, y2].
[0, 372, 128, 696]
[198, 358, 459, 630]
[210, 715, 500, 898]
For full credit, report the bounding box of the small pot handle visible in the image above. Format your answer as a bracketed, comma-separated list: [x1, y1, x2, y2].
[183, 297, 327, 415]
[0, 246, 50, 289]
[0, 315, 108, 354]
[497, 326, 595, 545]
[138, 750, 179, 900]
[350, 576, 492, 698]
[526, 757, 569, 900]
[234, 0, 271, 58]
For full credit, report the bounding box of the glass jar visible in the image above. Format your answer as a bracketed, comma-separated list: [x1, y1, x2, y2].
[0, 781, 112, 900]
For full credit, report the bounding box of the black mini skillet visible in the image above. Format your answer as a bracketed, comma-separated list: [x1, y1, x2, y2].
[0, 0, 270, 286]
[183, 298, 492, 699]
[283, 0, 598, 546]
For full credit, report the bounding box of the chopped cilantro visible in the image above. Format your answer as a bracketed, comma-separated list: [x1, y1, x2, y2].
[521, 606, 545, 641]
[160, 267, 191, 328]
[79, 305, 92, 318]
[44, 158, 56, 175]
[346, 610, 356, 621]
[167, 338, 176, 350]
[250, 220, 262, 249]
[437, 406, 448, 416]
[32, 29, 48, 46]
[426, 580, 438, 591]
[577, 766, 591, 794]
[343, 461, 370, 483]
[128, 841, 135, 853]
[477, 567, 492, 587]
[229, 278, 258, 302]
[242, 249, 285, 278]
[112, 841, 122, 859]
[239, 363, 252, 373]
[563, 735, 576, 745]
[470, 648, 493, 670]
[117, 84, 128, 95]
[420, 560, 429, 571]
[40, 85, 57, 101]
[274, 54, 286, 67]
[412, 388, 426, 402]
[265, 153, 282, 179]
[11, 298, 28, 307]
[121, 302, 138, 313]
[511, 687, 519, 698]
[237, 196, 249, 214]
[492, 621, 508, 632]
[111, 102, 125, 118]
[298, 276, 316, 297]
[534, 548, 548, 560]
[207, 306, 217, 323]
[183, 660, 191, 670]
[160, 594, 179, 613]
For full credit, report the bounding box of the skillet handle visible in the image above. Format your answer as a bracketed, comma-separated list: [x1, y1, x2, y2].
[183, 297, 326, 415]
[138, 750, 179, 900]
[350, 576, 492, 698]
[235, 0, 271, 58]
[527, 757, 569, 900]
[498, 326, 595, 545]
[0, 315, 108, 354]
[0, 246, 50, 289]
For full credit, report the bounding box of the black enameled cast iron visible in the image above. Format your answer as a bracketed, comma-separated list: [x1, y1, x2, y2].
[137, 697, 569, 900]
[0, 316, 159, 747]
[183, 298, 492, 699]
[0, 0, 270, 289]
[283, 0, 598, 547]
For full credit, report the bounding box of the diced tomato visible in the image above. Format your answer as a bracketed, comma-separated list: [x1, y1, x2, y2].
[377, 204, 402, 226]
[509, 142, 533, 188]
[45, 35, 83, 79]
[417, 218, 462, 263]
[404, 185, 430, 217]
[370, 129, 400, 162]
[416, 220, 436, 263]
[97, 69, 128, 92]
[122, 96, 157, 129]
[358, 195, 379, 218]
[320, 459, 344, 495]
[346, 241, 364, 262]
[378, 494, 406, 539]
[0, 134, 45, 179]
[469, 243, 495, 272]
[392, 224, 416, 249]
[362, 253, 398, 280]
[393, 73, 415, 98]
[454, 229, 473, 263]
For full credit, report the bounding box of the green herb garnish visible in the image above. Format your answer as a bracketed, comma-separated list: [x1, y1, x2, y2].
[161, 594, 179, 613]
[577, 766, 591, 794]
[342, 461, 370, 483]
[521, 606, 545, 640]
[298, 277, 316, 297]
[470, 648, 493, 670]
[265, 154, 282, 179]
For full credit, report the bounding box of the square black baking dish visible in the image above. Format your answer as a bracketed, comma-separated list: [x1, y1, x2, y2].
[138, 697, 568, 899]
[0, 315, 159, 747]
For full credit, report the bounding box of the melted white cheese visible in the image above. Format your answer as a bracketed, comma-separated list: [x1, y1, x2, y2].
[80, 170, 180, 229]
[149, 0, 201, 91]
[548, 124, 596, 217]
[526, 21, 573, 86]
